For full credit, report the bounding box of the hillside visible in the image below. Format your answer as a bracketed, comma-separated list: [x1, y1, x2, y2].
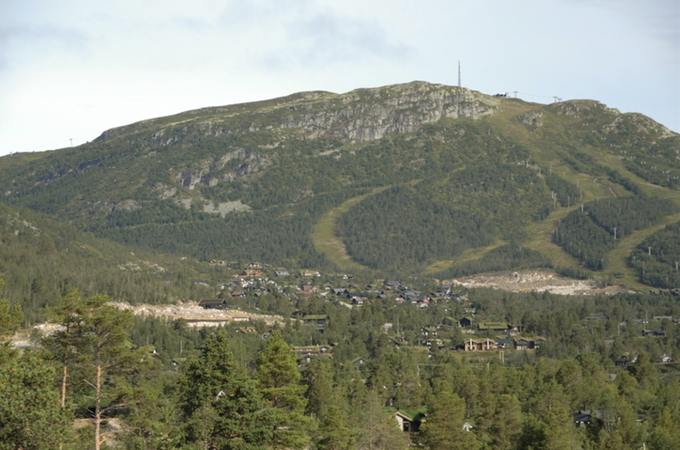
[0, 200, 235, 323]
[1, 81, 679, 289]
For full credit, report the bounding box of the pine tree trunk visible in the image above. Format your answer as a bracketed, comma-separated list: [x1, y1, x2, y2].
[95, 345, 102, 450]
[61, 357, 68, 407]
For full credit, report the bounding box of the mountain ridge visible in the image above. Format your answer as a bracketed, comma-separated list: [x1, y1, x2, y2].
[1, 81, 678, 288]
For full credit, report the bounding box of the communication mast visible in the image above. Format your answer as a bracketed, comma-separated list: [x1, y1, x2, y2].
[458, 61, 461, 88]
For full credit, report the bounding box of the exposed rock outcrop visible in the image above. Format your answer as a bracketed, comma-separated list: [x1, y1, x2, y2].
[279, 82, 498, 142]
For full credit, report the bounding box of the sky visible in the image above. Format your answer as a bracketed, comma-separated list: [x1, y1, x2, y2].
[1, 0, 678, 157]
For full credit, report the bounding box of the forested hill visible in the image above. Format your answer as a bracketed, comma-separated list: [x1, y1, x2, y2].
[1, 81, 679, 287]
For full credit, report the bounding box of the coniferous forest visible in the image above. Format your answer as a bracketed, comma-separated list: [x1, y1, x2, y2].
[2, 272, 680, 449]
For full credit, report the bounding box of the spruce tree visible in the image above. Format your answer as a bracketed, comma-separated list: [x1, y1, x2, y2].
[178, 329, 272, 449]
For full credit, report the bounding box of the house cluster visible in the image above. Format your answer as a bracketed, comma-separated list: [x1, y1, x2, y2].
[205, 266, 460, 311]
[628, 315, 676, 338]
[419, 326, 447, 351]
[649, 288, 680, 296]
[463, 336, 546, 352]
[458, 318, 546, 352]
[326, 280, 454, 307]
[289, 342, 370, 370]
[291, 344, 333, 367]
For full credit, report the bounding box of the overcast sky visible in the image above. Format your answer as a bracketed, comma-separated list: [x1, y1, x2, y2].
[1, 0, 678, 157]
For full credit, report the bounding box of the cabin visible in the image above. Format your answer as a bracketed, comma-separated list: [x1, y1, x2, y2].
[198, 298, 227, 310]
[300, 271, 320, 278]
[395, 411, 423, 433]
[464, 338, 496, 352]
[496, 338, 513, 349]
[572, 410, 602, 427]
[301, 314, 329, 333]
[512, 336, 546, 350]
[239, 269, 263, 277]
[514, 337, 531, 350]
[652, 316, 673, 321]
[352, 356, 368, 366]
[421, 327, 438, 336]
[235, 327, 257, 334]
[615, 353, 638, 367]
[478, 322, 509, 332]
[533, 336, 547, 348]
[459, 317, 473, 327]
[291, 345, 333, 368]
[349, 293, 366, 305]
[642, 329, 667, 337]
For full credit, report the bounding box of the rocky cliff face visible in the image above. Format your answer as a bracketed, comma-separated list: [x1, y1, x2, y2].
[96, 81, 499, 147]
[278, 81, 499, 142]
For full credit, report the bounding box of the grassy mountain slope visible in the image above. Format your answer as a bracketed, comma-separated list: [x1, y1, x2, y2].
[1, 81, 678, 288]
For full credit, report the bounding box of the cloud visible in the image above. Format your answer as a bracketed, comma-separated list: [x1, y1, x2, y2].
[213, 0, 410, 71]
[0, 23, 90, 71]
[261, 12, 411, 71]
[564, 0, 679, 50]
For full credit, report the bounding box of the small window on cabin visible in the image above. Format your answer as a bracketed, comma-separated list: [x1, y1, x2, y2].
[403, 422, 410, 432]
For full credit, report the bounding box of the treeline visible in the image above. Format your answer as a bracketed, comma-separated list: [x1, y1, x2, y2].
[554, 195, 676, 270]
[629, 221, 680, 288]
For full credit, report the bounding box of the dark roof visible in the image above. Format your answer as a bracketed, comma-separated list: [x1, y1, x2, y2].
[302, 314, 329, 321]
[198, 298, 227, 307]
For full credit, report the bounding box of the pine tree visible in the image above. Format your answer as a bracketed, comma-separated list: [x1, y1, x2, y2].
[316, 405, 354, 450]
[0, 287, 70, 450]
[256, 330, 312, 449]
[0, 275, 22, 360]
[43, 288, 86, 407]
[355, 389, 408, 450]
[417, 389, 481, 450]
[79, 294, 139, 450]
[305, 359, 336, 420]
[488, 394, 522, 450]
[647, 408, 680, 450]
[0, 353, 72, 450]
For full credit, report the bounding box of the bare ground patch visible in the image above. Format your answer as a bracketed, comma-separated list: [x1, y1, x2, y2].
[448, 270, 631, 295]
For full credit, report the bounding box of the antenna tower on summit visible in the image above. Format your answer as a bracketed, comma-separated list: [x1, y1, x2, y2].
[458, 61, 461, 88]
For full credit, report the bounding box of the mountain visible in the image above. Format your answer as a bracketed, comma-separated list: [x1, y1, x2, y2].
[1, 81, 679, 288]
